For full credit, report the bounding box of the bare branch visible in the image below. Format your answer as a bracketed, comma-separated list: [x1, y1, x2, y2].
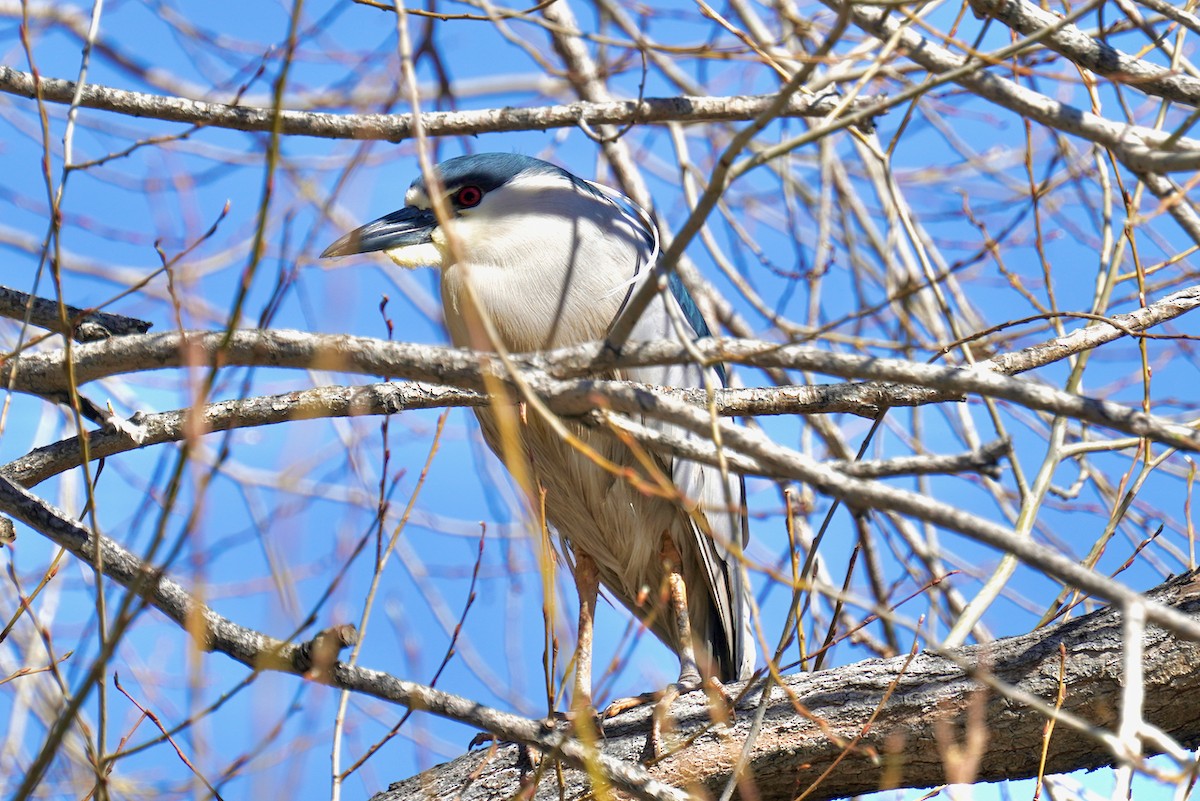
[0, 472, 688, 801]
[979, 284, 1200, 376]
[0, 284, 151, 341]
[1, 382, 484, 487]
[0, 64, 876, 142]
[601, 411, 1009, 479]
[969, 0, 1200, 106]
[819, 0, 1200, 173]
[4, 327, 1196, 450]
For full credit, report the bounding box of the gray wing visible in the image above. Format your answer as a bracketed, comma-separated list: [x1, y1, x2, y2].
[591, 183, 754, 680]
[620, 280, 755, 682]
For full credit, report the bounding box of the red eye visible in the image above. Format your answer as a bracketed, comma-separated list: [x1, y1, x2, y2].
[455, 185, 483, 208]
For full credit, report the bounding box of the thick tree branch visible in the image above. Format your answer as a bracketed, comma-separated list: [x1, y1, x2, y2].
[375, 570, 1200, 801]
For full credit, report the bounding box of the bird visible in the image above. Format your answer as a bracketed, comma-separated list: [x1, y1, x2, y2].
[322, 152, 754, 716]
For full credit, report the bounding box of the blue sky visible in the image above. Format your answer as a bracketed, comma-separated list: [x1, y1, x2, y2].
[2, 1, 1198, 799]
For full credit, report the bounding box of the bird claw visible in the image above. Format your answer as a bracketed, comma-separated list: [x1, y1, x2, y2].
[601, 672, 709, 718]
[468, 708, 564, 750]
[603, 676, 736, 761]
[467, 716, 560, 777]
[596, 689, 675, 761]
[516, 742, 543, 774]
[467, 731, 496, 750]
[701, 675, 737, 729]
[600, 690, 658, 721]
[645, 683, 682, 761]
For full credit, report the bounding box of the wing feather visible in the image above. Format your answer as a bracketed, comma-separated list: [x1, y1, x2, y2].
[620, 284, 754, 681]
[594, 183, 753, 680]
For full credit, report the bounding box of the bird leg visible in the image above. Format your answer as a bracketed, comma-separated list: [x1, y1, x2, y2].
[470, 555, 600, 767]
[660, 538, 736, 721]
[603, 535, 729, 759]
[604, 535, 702, 723]
[647, 535, 706, 757]
[663, 536, 703, 692]
[572, 550, 600, 716]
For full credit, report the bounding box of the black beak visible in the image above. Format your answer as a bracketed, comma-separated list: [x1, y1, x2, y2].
[320, 206, 438, 258]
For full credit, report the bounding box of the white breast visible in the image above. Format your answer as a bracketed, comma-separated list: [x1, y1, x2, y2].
[436, 176, 647, 352]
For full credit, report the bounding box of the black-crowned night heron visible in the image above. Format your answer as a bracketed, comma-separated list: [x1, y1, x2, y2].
[322, 153, 754, 714]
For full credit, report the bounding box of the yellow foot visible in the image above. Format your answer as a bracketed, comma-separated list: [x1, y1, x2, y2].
[701, 675, 737, 727]
[602, 673, 711, 718]
[601, 676, 736, 761]
[600, 690, 657, 721]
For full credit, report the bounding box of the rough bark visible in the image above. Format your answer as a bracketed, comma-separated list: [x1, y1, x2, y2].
[372, 571, 1200, 801]
[0, 64, 871, 142]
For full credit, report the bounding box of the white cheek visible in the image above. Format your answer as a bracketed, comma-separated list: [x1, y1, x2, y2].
[384, 240, 444, 269]
[430, 220, 469, 259]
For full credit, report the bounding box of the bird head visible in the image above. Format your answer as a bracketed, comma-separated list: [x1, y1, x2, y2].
[320, 153, 625, 270]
